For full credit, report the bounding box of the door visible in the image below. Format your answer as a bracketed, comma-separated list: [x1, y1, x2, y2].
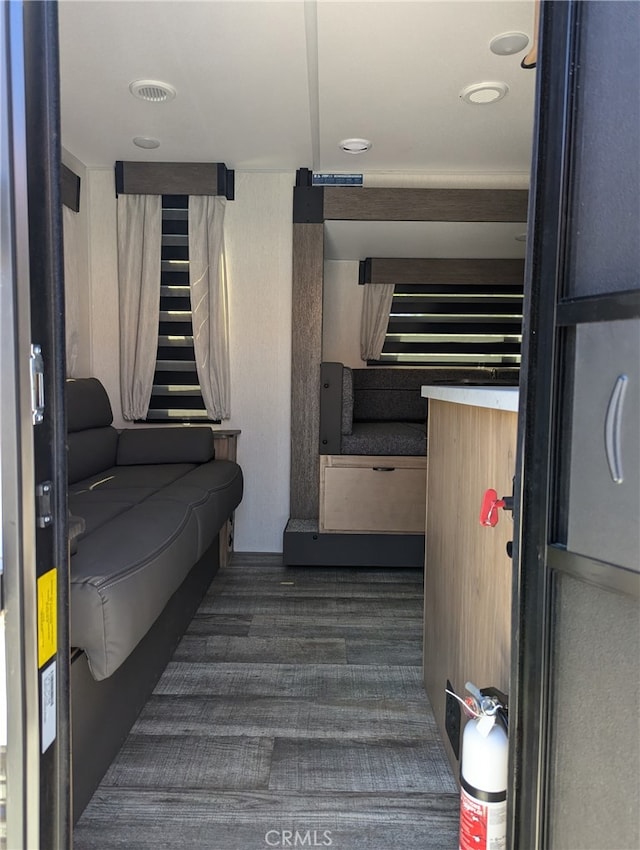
[1, 2, 70, 847]
[510, 2, 640, 849]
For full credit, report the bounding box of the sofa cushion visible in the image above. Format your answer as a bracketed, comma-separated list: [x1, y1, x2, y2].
[68, 463, 197, 536]
[149, 461, 244, 555]
[69, 513, 86, 555]
[70, 499, 201, 681]
[352, 368, 430, 423]
[341, 421, 426, 456]
[341, 368, 354, 436]
[69, 459, 243, 680]
[67, 427, 119, 484]
[67, 377, 113, 432]
[116, 427, 215, 466]
[354, 389, 428, 423]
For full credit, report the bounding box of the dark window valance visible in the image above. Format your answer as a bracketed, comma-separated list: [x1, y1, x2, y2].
[62, 163, 81, 212]
[115, 161, 234, 200]
[359, 257, 525, 287]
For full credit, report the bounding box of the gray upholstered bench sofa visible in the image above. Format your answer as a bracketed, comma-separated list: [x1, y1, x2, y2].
[67, 377, 243, 819]
[319, 362, 519, 456]
[319, 363, 430, 456]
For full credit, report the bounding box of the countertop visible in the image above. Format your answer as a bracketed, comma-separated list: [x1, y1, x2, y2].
[421, 384, 519, 412]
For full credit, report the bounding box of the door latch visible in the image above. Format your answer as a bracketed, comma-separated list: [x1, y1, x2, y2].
[30, 344, 45, 425]
[36, 481, 53, 529]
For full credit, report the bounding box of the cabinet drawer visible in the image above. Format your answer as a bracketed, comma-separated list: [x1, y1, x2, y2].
[320, 455, 426, 533]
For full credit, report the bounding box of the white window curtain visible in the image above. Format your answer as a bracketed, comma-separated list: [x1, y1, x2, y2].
[360, 283, 395, 361]
[62, 204, 81, 377]
[117, 194, 162, 420]
[188, 195, 230, 420]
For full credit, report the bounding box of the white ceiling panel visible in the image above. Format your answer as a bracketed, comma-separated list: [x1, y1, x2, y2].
[59, 1, 312, 168]
[315, 0, 536, 173]
[58, 0, 537, 176]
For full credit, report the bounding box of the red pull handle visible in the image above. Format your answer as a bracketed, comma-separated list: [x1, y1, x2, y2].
[480, 488, 506, 527]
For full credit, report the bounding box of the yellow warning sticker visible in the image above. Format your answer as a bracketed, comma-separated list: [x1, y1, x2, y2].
[37, 568, 57, 668]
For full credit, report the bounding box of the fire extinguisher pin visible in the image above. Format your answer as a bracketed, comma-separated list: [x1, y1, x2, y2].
[444, 688, 482, 718]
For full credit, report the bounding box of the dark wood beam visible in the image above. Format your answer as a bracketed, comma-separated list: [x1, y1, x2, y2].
[323, 187, 528, 222]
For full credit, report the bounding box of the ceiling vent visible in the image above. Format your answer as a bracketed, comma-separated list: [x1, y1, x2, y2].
[129, 80, 176, 103]
[339, 138, 372, 154]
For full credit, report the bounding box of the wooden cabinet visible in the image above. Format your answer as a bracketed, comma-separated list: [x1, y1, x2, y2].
[212, 430, 240, 566]
[422, 393, 517, 776]
[319, 454, 426, 534]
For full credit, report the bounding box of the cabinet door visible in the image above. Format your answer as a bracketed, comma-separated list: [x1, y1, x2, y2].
[320, 455, 426, 533]
[567, 319, 640, 571]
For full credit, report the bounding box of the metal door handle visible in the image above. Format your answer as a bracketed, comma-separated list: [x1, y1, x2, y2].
[372, 467, 395, 472]
[604, 374, 628, 484]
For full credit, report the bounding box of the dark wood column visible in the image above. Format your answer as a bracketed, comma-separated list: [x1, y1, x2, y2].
[290, 222, 324, 518]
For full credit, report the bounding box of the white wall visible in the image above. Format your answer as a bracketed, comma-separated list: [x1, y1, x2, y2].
[322, 260, 364, 368]
[81, 168, 294, 552]
[224, 172, 293, 552]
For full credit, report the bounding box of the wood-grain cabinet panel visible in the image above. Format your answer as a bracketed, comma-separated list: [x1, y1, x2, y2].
[320, 455, 426, 534]
[212, 431, 240, 566]
[422, 400, 517, 775]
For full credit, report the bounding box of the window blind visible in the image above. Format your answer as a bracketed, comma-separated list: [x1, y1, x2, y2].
[146, 195, 218, 422]
[379, 281, 523, 367]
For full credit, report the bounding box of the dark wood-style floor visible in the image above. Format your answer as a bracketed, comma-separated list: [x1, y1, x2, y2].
[74, 553, 459, 850]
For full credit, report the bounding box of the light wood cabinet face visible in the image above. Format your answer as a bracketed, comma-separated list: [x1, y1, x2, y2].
[319, 455, 426, 534]
[422, 400, 517, 775]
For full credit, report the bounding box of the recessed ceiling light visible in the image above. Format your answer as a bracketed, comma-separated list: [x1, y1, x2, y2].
[133, 136, 161, 149]
[129, 79, 176, 103]
[460, 82, 509, 105]
[490, 32, 530, 56]
[339, 138, 372, 154]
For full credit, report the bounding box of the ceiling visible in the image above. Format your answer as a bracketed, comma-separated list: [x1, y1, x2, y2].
[58, 0, 537, 177]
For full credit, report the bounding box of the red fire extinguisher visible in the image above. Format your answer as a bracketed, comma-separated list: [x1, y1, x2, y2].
[455, 682, 508, 850]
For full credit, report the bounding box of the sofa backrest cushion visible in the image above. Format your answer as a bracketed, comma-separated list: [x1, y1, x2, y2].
[68, 427, 119, 484]
[341, 368, 354, 436]
[66, 378, 118, 483]
[352, 369, 429, 423]
[67, 378, 114, 432]
[116, 427, 215, 465]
